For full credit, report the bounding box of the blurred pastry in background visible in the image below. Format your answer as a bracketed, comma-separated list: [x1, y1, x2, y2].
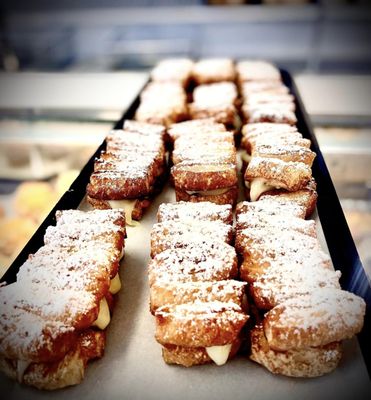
[13, 181, 58, 223]
[0, 217, 37, 277]
[54, 169, 79, 196]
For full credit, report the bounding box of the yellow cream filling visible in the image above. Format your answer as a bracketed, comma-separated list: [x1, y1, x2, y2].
[108, 200, 139, 227]
[16, 360, 30, 382]
[109, 273, 122, 295]
[240, 151, 252, 163]
[248, 178, 275, 202]
[92, 298, 111, 330]
[205, 344, 232, 366]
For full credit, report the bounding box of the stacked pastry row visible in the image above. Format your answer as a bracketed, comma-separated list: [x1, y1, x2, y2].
[148, 201, 249, 367]
[136, 58, 239, 129]
[234, 197, 365, 377]
[86, 120, 167, 225]
[168, 119, 239, 206]
[237, 60, 297, 125]
[0, 209, 126, 389]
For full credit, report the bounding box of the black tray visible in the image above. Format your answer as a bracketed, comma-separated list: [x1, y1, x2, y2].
[2, 70, 370, 377]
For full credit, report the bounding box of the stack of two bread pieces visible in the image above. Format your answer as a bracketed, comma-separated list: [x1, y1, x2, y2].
[148, 201, 249, 367]
[237, 61, 317, 215]
[87, 120, 167, 225]
[169, 118, 239, 206]
[0, 208, 126, 389]
[235, 196, 366, 377]
[135, 59, 193, 126]
[189, 58, 240, 131]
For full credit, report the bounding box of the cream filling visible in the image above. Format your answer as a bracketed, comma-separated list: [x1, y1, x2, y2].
[240, 151, 252, 163]
[247, 178, 276, 202]
[16, 360, 30, 382]
[92, 298, 111, 330]
[185, 187, 230, 196]
[205, 344, 232, 366]
[120, 247, 125, 261]
[109, 273, 122, 295]
[108, 200, 139, 227]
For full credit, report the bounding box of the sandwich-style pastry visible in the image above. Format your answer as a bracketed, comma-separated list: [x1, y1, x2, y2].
[170, 127, 237, 206]
[263, 288, 366, 351]
[135, 82, 188, 126]
[155, 301, 248, 367]
[250, 324, 343, 378]
[189, 82, 239, 129]
[192, 58, 236, 85]
[244, 156, 313, 202]
[251, 289, 365, 377]
[0, 209, 126, 390]
[172, 161, 238, 206]
[150, 58, 194, 88]
[240, 122, 317, 215]
[87, 122, 167, 225]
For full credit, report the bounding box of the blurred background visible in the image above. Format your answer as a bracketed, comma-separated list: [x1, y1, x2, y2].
[0, 0, 370, 278]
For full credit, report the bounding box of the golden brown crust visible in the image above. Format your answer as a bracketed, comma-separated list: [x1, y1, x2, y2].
[150, 220, 234, 258]
[250, 325, 342, 378]
[172, 162, 237, 191]
[250, 264, 341, 310]
[0, 330, 105, 390]
[236, 198, 306, 219]
[157, 201, 233, 225]
[263, 289, 366, 350]
[149, 280, 246, 314]
[148, 241, 238, 287]
[154, 301, 248, 347]
[252, 144, 316, 167]
[162, 338, 241, 367]
[260, 179, 318, 217]
[86, 196, 151, 221]
[175, 186, 238, 206]
[189, 103, 238, 127]
[172, 143, 236, 165]
[168, 119, 226, 142]
[242, 104, 297, 125]
[239, 246, 332, 284]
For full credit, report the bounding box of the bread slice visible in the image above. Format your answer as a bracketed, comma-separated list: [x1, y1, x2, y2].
[150, 219, 234, 257]
[250, 325, 342, 378]
[0, 330, 105, 390]
[148, 240, 238, 287]
[250, 263, 341, 310]
[172, 161, 237, 191]
[162, 338, 241, 367]
[175, 185, 238, 206]
[154, 301, 248, 347]
[150, 280, 246, 314]
[157, 201, 233, 225]
[192, 58, 236, 85]
[150, 58, 194, 88]
[263, 288, 366, 350]
[260, 179, 318, 217]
